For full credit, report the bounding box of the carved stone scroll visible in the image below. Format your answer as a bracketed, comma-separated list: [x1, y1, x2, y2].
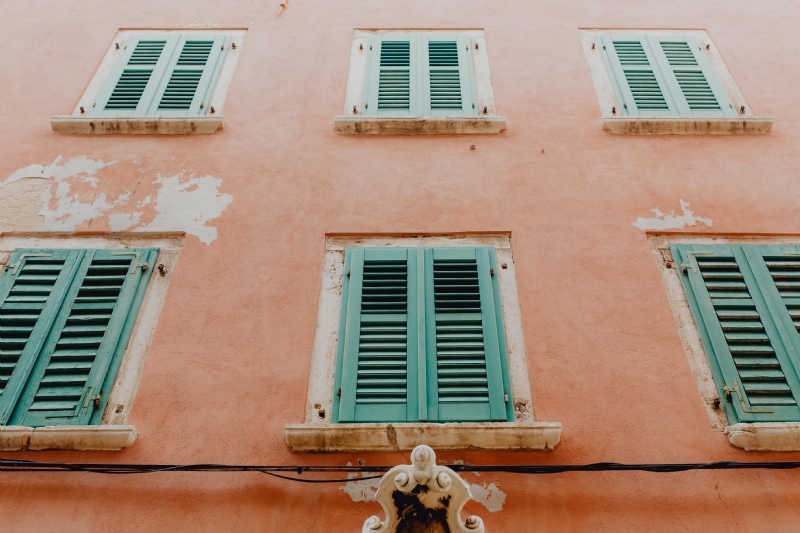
[362, 444, 485, 533]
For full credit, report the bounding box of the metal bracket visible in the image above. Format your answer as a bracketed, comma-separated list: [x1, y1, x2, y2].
[82, 387, 103, 409]
[678, 251, 713, 275]
[6, 253, 53, 276]
[111, 252, 147, 275]
[723, 380, 774, 413]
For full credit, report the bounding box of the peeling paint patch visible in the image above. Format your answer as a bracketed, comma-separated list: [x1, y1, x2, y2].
[1, 155, 116, 188]
[134, 174, 232, 245]
[108, 212, 142, 231]
[633, 199, 712, 231]
[469, 483, 506, 513]
[340, 471, 380, 503]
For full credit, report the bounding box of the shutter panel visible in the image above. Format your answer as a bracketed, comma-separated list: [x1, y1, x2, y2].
[337, 248, 419, 422]
[11, 248, 157, 427]
[673, 245, 800, 423]
[364, 35, 414, 116]
[422, 35, 476, 117]
[600, 35, 677, 116]
[0, 250, 82, 423]
[148, 35, 229, 116]
[650, 36, 735, 117]
[90, 35, 179, 116]
[430, 247, 506, 422]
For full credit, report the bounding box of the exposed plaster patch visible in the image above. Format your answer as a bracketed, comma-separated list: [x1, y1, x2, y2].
[633, 199, 712, 231]
[1, 155, 116, 188]
[340, 470, 380, 503]
[108, 212, 142, 231]
[469, 483, 506, 513]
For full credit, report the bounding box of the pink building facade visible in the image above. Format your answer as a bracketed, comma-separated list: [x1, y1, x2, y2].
[1, 0, 799, 531]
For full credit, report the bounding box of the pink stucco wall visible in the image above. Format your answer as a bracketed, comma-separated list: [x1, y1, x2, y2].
[2, 0, 800, 531]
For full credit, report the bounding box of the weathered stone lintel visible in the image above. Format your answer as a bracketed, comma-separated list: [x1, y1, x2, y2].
[333, 115, 507, 135]
[285, 422, 561, 452]
[50, 116, 224, 134]
[602, 116, 772, 134]
[0, 425, 137, 451]
[725, 423, 800, 451]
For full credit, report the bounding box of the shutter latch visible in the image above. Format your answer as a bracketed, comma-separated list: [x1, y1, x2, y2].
[83, 387, 104, 410]
[723, 381, 773, 414]
[7, 253, 53, 275]
[111, 251, 147, 275]
[678, 251, 713, 276]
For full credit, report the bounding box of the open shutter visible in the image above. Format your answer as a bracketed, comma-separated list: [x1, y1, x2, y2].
[422, 35, 476, 117]
[429, 247, 506, 422]
[148, 35, 229, 116]
[673, 245, 800, 423]
[90, 36, 179, 116]
[0, 250, 82, 423]
[336, 248, 419, 422]
[11, 249, 157, 427]
[649, 36, 735, 117]
[364, 35, 416, 116]
[600, 35, 677, 116]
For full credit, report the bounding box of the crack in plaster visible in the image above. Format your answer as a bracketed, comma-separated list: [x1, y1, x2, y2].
[1, 156, 232, 245]
[633, 199, 712, 231]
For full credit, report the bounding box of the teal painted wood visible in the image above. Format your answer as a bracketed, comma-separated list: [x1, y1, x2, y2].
[147, 35, 229, 116]
[336, 248, 365, 422]
[92, 35, 180, 117]
[12, 249, 156, 427]
[412, 248, 427, 421]
[0, 250, 83, 424]
[487, 248, 514, 421]
[423, 35, 475, 117]
[600, 35, 677, 117]
[652, 36, 735, 117]
[365, 35, 415, 117]
[455, 34, 477, 116]
[673, 245, 800, 423]
[362, 35, 381, 117]
[423, 248, 439, 421]
[331, 249, 354, 423]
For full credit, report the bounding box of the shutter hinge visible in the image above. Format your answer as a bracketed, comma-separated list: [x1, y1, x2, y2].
[83, 387, 103, 409]
[7, 253, 52, 275]
[504, 393, 508, 402]
[111, 251, 147, 274]
[723, 380, 773, 413]
[490, 268, 494, 275]
[678, 251, 713, 276]
[337, 388, 342, 398]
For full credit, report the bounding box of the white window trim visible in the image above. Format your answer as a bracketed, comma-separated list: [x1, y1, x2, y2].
[285, 234, 561, 452]
[650, 233, 800, 451]
[0, 233, 182, 451]
[50, 29, 247, 135]
[334, 29, 507, 135]
[581, 29, 772, 134]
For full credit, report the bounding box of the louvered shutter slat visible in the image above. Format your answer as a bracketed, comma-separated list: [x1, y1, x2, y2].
[11, 249, 157, 426]
[674, 245, 800, 422]
[0, 250, 82, 423]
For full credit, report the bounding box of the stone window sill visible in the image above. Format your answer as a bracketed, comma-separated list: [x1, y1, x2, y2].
[285, 422, 561, 453]
[601, 116, 772, 135]
[725, 423, 800, 452]
[50, 116, 224, 135]
[0, 425, 137, 451]
[333, 115, 507, 135]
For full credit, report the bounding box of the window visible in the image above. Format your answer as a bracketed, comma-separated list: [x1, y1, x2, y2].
[581, 30, 771, 134]
[0, 248, 157, 427]
[335, 30, 506, 134]
[51, 30, 246, 134]
[332, 246, 513, 423]
[672, 244, 800, 424]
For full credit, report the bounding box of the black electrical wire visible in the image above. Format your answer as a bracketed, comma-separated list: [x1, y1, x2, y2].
[3, 458, 800, 483]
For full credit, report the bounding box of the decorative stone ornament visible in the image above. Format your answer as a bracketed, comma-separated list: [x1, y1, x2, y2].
[363, 444, 485, 533]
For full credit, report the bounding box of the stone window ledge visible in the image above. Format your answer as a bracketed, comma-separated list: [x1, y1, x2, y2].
[333, 115, 507, 135]
[725, 423, 800, 452]
[285, 422, 561, 453]
[0, 425, 137, 451]
[601, 116, 772, 135]
[50, 116, 224, 135]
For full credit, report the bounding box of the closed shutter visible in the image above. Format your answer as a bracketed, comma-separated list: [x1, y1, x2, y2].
[148, 35, 229, 116]
[0, 250, 82, 423]
[10, 248, 157, 427]
[334, 246, 510, 423]
[673, 245, 800, 423]
[363, 33, 477, 118]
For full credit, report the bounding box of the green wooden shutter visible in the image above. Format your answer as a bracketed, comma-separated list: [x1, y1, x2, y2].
[10, 248, 157, 427]
[673, 245, 800, 423]
[422, 35, 477, 117]
[0, 250, 82, 424]
[336, 248, 419, 422]
[428, 247, 506, 422]
[147, 35, 229, 116]
[90, 35, 179, 116]
[364, 35, 416, 116]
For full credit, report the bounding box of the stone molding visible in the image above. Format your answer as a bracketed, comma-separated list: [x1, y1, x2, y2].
[285, 422, 561, 452]
[0, 425, 137, 451]
[333, 115, 507, 135]
[50, 116, 225, 134]
[725, 423, 800, 451]
[601, 117, 772, 135]
[363, 445, 484, 533]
